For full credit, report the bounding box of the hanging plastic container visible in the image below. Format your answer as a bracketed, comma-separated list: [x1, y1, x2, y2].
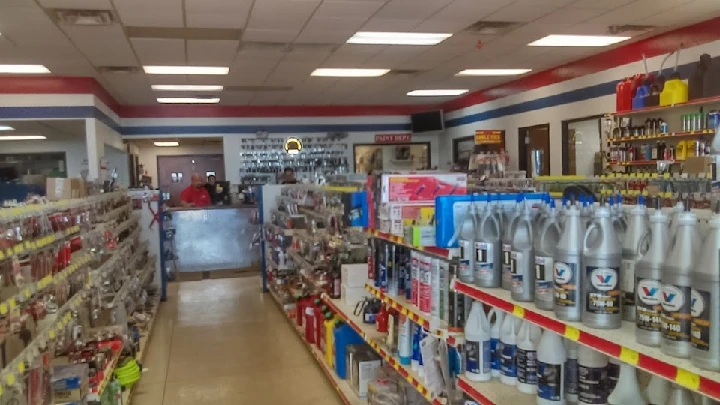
[554, 201, 586, 322]
[475, 195, 502, 288]
[607, 363, 647, 405]
[465, 301, 492, 381]
[511, 198, 535, 302]
[691, 202, 720, 371]
[536, 200, 562, 310]
[582, 204, 623, 329]
[536, 331, 566, 405]
[661, 202, 699, 359]
[621, 196, 648, 322]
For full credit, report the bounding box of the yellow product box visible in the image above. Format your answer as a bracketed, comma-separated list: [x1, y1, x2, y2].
[403, 225, 436, 247]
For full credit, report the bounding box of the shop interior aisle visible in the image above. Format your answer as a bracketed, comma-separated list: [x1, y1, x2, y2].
[127, 276, 339, 405]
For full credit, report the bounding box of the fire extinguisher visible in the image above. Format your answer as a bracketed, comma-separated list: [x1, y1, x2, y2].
[376, 304, 389, 333]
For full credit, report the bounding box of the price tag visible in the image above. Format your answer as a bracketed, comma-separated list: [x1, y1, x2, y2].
[512, 305, 525, 318]
[9, 299, 16, 310]
[663, 173, 671, 178]
[564, 326, 580, 341]
[5, 373, 15, 386]
[619, 347, 639, 365]
[17, 362, 24, 374]
[675, 369, 700, 390]
[23, 289, 31, 299]
[0, 303, 8, 315]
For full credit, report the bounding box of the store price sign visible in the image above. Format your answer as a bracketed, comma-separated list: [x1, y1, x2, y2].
[474, 130, 504, 145]
[375, 133, 412, 144]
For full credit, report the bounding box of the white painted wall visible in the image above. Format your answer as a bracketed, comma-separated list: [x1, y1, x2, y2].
[104, 144, 129, 186]
[569, 118, 602, 176]
[444, 40, 720, 175]
[135, 143, 224, 187]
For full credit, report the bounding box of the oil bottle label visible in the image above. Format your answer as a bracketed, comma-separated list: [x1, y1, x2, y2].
[465, 340, 491, 375]
[578, 365, 608, 404]
[621, 259, 637, 309]
[535, 256, 554, 304]
[636, 277, 663, 332]
[459, 240, 473, 280]
[510, 251, 524, 293]
[516, 348, 537, 385]
[538, 362, 562, 401]
[490, 337, 501, 371]
[565, 358, 578, 396]
[500, 343, 517, 377]
[502, 244, 511, 270]
[606, 362, 619, 392]
[585, 266, 620, 315]
[554, 261, 578, 307]
[661, 284, 691, 342]
[691, 288, 711, 351]
[475, 242, 494, 281]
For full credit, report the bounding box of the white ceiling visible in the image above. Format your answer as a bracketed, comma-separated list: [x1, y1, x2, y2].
[0, 0, 718, 106]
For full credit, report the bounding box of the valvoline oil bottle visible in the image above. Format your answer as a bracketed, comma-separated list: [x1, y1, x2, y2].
[475, 195, 502, 288]
[535, 199, 561, 311]
[554, 201, 585, 322]
[502, 195, 523, 290]
[510, 197, 535, 302]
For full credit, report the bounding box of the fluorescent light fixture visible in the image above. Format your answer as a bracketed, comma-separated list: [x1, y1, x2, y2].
[407, 89, 469, 97]
[528, 34, 630, 47]
[457, 69, 532, 76]
[0, 65, 50, 74]
[311, 68, 390, 77]
[157, 97, 220, 104]
[0, 125, 14, 131]
[154, 141, 179, 147]
[151, 85, 224, 91]
[348, 32, 452, 46]
[0, 135, 46, 140]
[143, 66, 229, 75]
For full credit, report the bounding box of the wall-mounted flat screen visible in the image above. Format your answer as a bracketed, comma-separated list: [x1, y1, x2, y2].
[410, 110, 444, 133]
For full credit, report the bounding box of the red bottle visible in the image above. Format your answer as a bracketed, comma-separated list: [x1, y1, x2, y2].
[304, 305, 316, 344]
[314, 301, 325, 349]
[376, 304, 389, 333]
[296, 297, 306, 326]
[616, 77, 632, 112]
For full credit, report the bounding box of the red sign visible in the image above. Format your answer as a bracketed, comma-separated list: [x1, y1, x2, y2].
[375, 133, 412, 144]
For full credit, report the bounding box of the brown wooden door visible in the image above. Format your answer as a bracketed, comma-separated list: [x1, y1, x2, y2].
[567, 129, 577, 175]
[518, 124, 551, 177]
[157, 154, 225, 207]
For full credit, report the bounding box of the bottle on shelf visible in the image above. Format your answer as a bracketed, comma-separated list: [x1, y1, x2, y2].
[489, 309, 504, 378]
[537, 330, 567, 405]
[516, 321, 539, 394]
[565, 339, 579, 403]
[622, 196, 648, 322]
[607, 363, 647, 405]
[535, 199, 561, 311]
[464, 301, 492, 382]
[458, 196, 478, 284]
[643, 374, 669, 405]
[554, 200, 585, 322]
[500, 313, 520, 386]
[664, 384, 695, 405]
[577, 345, 608, 405]
[475, 196, 502, 288]
[510, 197, 535, 302]
[502, 196, 523, 290]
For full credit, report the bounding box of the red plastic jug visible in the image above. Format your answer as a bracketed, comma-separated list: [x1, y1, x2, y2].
[376, 304, 389, 333]
[304, 305, 316, 344]
[616, 77, 632, 112]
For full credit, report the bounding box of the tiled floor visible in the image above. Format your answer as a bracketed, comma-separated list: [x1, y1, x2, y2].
[130, 275, 340, 405]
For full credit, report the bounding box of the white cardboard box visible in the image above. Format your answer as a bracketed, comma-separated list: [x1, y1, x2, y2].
[341, 263, 369, 288]
[342, 285, 369, 307]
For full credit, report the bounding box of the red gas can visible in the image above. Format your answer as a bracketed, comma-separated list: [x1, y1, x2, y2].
[304, 306, 316, 344]
[616, 77, 632, 112]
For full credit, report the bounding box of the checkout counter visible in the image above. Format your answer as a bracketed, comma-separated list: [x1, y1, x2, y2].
[167, 204, 261, 273]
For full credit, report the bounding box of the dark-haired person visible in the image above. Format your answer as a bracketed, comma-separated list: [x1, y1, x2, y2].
[282, 167, 297, 184]
[205, 174, 220, 205]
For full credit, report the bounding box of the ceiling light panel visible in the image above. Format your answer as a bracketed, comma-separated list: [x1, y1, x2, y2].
[457, 69, 532, 76]
[528, 34, 630, 47]
[0, 135, 46, 140]
[0, 65, 51, 74]
[407, 89, 469, 96]
[311, 68, 390, 77]
[347, 31, 452, 45]
[154, 141, 179, 146]
[143, 66, 229, 75]
[151, 85, 224, 91]
[157, 97, 220, 104]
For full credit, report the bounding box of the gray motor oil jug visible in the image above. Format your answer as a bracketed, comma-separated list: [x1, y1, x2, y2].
[510, 199, 535, 302]
[661, 202, 699, 359]
[580, 195, 594, 228]
[665, 384, 695, 405]
[621, 195, 648, 322]
[554, 201, 585, 322]
[502, 196, 522, 290]
[535, 199, 561, 311]
[457, 196, 479, 284]
[610, 195, 628, 244]
[635, 198, 669, 347]
[558, 197, 569, 229]
[691, 202, 720, 371]
[667, 200, 685, 238]
[475, 196, 502, 288]
[582, 204, 623, 329]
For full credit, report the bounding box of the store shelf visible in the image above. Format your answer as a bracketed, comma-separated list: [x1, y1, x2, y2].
[612, 95, 720, 116]
[364, 284, 463, 345]
[453, 280, 720, 401]
[457, 375, 534, 405]
[123, 293, 162, 405]
[269, 288, 366, 405]
[93, 341, 124, 396]
[607, 160, 681, 166]
[365, 228, 459, 260]
[606, 129, 715, 144]
[0, 224, 82, 262]
[321, 294, 443, 404]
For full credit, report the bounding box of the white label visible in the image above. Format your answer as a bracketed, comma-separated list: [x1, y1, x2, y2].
[621, 259, 636, 293]
[475, 241, 494, 281]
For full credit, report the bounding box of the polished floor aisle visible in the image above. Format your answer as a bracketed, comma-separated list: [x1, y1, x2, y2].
[129, 275, 340, 404]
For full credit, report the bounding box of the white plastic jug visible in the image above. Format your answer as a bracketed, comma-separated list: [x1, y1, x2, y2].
[500, 314, 519, 386]
[537, 330, 567, 405]
[465, 301, 492, 381]
[517, 321, 538, 394]
[607, 363, 646, 405]
[489, 308, 504, 378]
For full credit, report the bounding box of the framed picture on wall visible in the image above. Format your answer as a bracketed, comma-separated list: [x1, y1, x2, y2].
[452, 136, 475, 163]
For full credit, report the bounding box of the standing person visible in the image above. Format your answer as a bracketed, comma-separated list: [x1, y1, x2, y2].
[205, 174, 219, 205]
[282, 167, 297, 184]
[180, 173, 211, 207]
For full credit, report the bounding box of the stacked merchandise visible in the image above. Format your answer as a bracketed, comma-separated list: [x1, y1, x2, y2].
[0, 193, 160, 405]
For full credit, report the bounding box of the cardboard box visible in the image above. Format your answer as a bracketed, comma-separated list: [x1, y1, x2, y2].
[380, 173, 467, 203]
[403, 225, 436, 247]
[53, 364, 88, 403]
[46, 178, 87, 200]
[342, 285, 369, 307]
[341, 263, 369, 288]
[684, 156, 714, 175]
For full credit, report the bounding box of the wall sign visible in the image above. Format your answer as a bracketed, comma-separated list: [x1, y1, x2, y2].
[284, 137, 303, 155]
[375, 133, 412, 144]
[474, 130, 504, 145]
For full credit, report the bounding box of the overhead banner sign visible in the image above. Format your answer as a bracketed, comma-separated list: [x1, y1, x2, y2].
[375, 133, 412, 144]
[474, 130, 504, 145]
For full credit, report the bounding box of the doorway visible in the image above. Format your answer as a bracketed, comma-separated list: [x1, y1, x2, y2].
[157, 154, 225, 207]
[518, 124, 550, 177]
[562, 115, 604, 175]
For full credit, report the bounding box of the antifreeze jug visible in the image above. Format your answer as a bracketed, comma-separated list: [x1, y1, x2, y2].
[691, 202, 720, 371]
[500, 314, 519, 386]
[536, 331, 566, 405]
[554, 201, 586, 322]
[502, 196, 523, 290]
[635, 198, 669, 347]
[621, 196, 648, 322]
[582, 204, 623, 329]
[516, 321, 538, 394]
[458, 195, 478, 283]
[511, 198, 535, 302]
[577, 345, 608, 405]
[664, 384, 695, 405]
[661, 202, 699, 359]
[465, 301, 492, 381]
[535, 200, 562, 310]
[489, 309, 504, 378]
[475, 196, 502, 288]
[644, 374, 669, 405]
[607, 363, 647, 405]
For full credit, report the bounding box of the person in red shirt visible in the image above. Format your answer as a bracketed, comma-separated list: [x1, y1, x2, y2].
[180, 173, 211, 208]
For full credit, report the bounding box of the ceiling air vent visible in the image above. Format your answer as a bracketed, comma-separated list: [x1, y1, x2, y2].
[388, 69, 421, 76]
[464, 20, 521, 35]
[97, 66, 141, 74]
[225, 86, 293, 92]
[53, 9, 116, 26]
[607, 25, 655, 35]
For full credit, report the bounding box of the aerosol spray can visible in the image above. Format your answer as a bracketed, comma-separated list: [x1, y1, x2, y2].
[661, 201, 698, 358]
[431, 258, 441, 322]
[635, 197, 668, 347]
[411, 251, 420, 308]
[379, 242, 388, 291]
[582, 203, 622, 329]
[621, 196, 648, 322]
[554, 201, 586, 322]
[388, 244, 398, 296]
[691, 202, 720, 371]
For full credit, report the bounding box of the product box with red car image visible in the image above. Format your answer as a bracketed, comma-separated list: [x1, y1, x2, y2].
[380, 173, 467, 203]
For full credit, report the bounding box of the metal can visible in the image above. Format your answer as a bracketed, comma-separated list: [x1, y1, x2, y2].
[695, 113, 704, 131]
[681, 114, 689, 132]
[708, 110, 720, 130]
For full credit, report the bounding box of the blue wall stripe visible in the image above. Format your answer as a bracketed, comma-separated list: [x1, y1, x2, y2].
[0, 106, 95, 120]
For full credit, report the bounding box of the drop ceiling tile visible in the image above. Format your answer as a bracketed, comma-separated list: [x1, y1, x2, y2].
[361, 18, 422, 31]
[585, 0, 690, 24]
[186, 12, 249, 29]
[636, 8, 710, 26]
[250, 92, 288, 105]
[242, 28, 299, 43]
[487, 4, 555, 22]
[130, 38, 185, 65]
[236, 48, 286, 64]
[63, 25, 137, 66]
[248, 0, 320, 30]
[569, 0, 634, 9]
[430, 0, 508, 23]
[187, 39, 239, 65]
[184, 0, 252, 13]
[303, 16, 368, 32]
[295, 29, 353, 44]
[115, 0, 183, 27]
[374, 0, 452, 20]
[533, 8, 605, 25]
[227, 61, 278, 85]
[145, 75, 190, 85]
[315, 0, 385, 18]
[219, 92, 255, 105]
[411, 20, 473, 33]
[38, 0, 113, 7]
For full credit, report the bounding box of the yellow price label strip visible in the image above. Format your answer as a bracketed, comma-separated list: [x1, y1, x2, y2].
[564, 326, 580, 341]
[675, 369, 700, 390]
[0, 303, 7, 315]
[49, 330, 55, 339]
[13, 244, 23, 254]
[5, 373, 15, 386]
[8, 299, 16, 310]
[17, 362, 25, 374]
[23, 289, 31, 299]
[619, 347, 639, 365]
[512, 305, 525, 318]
